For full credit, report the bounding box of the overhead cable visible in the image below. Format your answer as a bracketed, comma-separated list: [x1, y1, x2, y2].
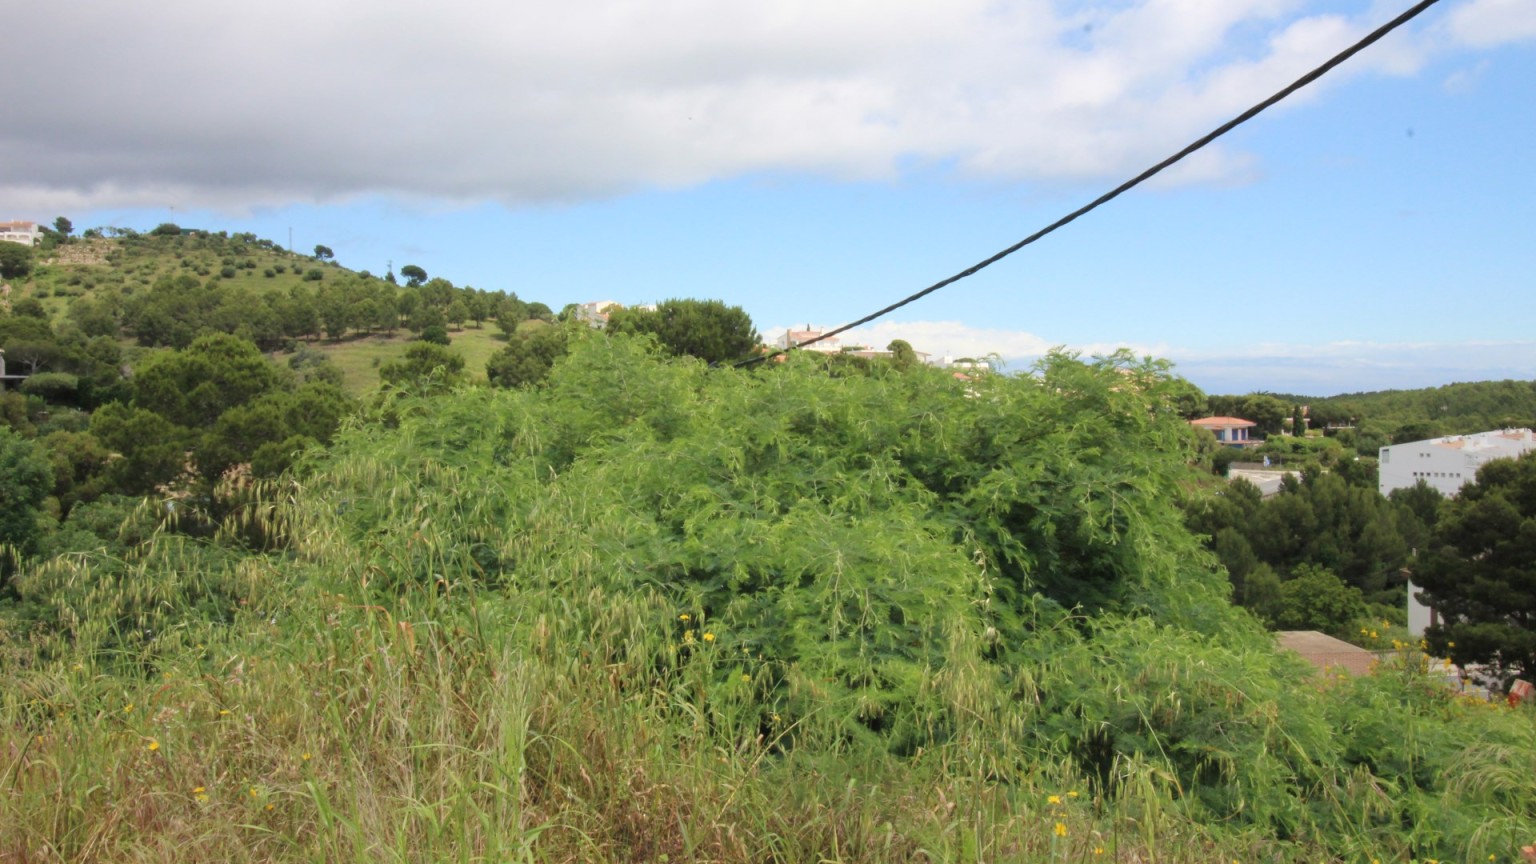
[742, 0, 1442, 366]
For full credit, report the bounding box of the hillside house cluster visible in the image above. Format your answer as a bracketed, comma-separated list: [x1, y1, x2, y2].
[0, 220, 42, 246]
[1379, 428, 1536, 636]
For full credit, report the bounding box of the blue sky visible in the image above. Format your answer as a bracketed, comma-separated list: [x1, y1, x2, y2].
[5, 0, 1533, 395]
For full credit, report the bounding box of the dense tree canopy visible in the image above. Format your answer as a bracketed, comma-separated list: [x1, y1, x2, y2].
[378, 341, 465, 394]
[604, 298, 759, 364]
[485, 323, 571, 389]
[399, 264, 427, 287]
[0, 426, 53, 571]
[0, 242, 33, 280]
[1417, 453, 1536, 682]
[89, 333, 351, 490]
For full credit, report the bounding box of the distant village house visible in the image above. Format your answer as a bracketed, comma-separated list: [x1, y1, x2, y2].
[575, 300, 621, 328]
[1190, 416, 1260, 447]
[0, 220, 42, 246]
[778, 326, 842, 354]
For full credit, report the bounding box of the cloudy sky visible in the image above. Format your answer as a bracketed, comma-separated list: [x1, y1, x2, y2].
[5, 0, 1533, 395]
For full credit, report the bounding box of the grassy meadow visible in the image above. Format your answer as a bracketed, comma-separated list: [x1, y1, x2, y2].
[5, 335, 1535, 863]
[281, 323, 509, 392]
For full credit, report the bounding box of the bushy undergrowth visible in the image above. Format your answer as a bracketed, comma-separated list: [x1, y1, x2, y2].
[4, 334, 1534, 862]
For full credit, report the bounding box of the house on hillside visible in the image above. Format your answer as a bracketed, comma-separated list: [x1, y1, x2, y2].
[0, 221, 42, 246]
[575, 300, 621, 329]
[0, 349, 32, 390]
[1191, 416, 1260, 447]
[1379, 428, 1536, 636]
[779, 326, 842, 353]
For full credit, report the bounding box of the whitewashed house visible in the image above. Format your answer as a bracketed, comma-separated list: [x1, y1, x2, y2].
[0, 221, 42, 246]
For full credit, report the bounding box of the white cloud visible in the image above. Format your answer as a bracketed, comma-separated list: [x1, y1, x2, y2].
[1443, 0, 1536, 47]
[0, 0, 1459, 211]
[1442, 59, 1491, 93]
[774, 320, 1536, 395]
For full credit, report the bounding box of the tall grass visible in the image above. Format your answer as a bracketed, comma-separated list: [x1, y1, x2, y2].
[5, 335, 1534, 862]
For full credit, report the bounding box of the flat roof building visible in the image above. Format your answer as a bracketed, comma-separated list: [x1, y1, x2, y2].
[1379, 428, 1536, 636]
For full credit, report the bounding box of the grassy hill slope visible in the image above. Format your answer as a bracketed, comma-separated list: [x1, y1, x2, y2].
[6, 227, 545, 395]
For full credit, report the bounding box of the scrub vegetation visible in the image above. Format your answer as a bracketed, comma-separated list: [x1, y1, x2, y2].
[4, 327, 1535, 863]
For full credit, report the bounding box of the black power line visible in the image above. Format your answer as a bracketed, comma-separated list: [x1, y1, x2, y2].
[745, 0, 1442, 366]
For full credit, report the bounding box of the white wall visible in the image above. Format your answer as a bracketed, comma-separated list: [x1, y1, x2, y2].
[1380, 429, 1536, 635]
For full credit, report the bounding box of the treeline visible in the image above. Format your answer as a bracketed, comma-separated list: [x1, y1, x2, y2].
[1202, 380, 1536, 459]
[0, 226, 559, 595]
[1318, 379, 1536, 442]
[1184, 467, 1441, 635]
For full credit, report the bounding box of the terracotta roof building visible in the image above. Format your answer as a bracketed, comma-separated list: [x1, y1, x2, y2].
[1191, 416, 1260, 447]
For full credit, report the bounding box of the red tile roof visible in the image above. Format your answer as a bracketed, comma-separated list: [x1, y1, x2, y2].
[1191, 416, 1257, 429]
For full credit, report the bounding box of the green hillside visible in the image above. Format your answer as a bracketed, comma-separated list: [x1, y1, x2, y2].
[5, 225, 548, 395]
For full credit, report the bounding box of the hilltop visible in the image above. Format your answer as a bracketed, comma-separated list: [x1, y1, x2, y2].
[4, 224, 549, 393]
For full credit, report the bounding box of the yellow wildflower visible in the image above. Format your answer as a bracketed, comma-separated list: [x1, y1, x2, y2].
[123, 704, 134, 714]
[1094, 848, 1104, 856]
[193, 786, 205, 794]
[302, 752, 312, 762]
[1066, 790, 1079, 798]
[741, 674, 751, 683]
[1047, 794, 1062, 805]
[147, 740, 160, 752]
[679, 613, 691, 622]
[703, 632, 716, 643]
[1053, 822, 1067, 837]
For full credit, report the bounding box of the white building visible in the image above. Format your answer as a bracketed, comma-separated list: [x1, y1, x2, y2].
[1379, 428, 1536, 499]
[1380, 428, 1536, 635]
[0, 221, 42, 246]
[575, 300, 620, 328]
[779, 326, 842, 353]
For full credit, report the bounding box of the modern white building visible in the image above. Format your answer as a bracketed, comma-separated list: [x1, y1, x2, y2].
[1379, 428, 1536, 499]
[1380, 428, 1536, 635]
[0, 221, 42, 246]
